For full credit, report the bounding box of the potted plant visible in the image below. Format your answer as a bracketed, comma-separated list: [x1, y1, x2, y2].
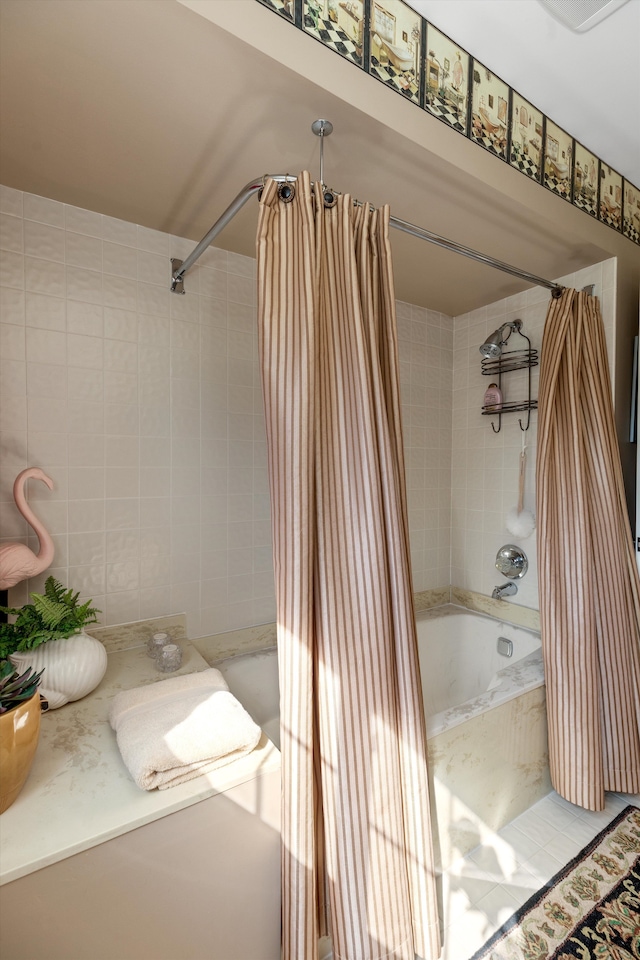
[0, 661, 44, 813]
[0, 577, 106, 710]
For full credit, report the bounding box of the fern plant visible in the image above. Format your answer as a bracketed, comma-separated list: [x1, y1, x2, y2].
[0, 577, 100, 660]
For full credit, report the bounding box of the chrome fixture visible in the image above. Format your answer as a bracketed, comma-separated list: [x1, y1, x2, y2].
[492, 582, 518, 600]
[311, 118, 333, 187]
[495, 543, 529, 579]
[497, 637, 513, 657]
[169, 145, 566, 295]
[479, 319, 522, 359]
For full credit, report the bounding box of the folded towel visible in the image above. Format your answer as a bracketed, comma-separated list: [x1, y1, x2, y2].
[108, 668, 262, 791]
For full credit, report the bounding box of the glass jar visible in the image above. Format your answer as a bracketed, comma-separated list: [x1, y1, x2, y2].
[147, 632, 171, 658]
[155, 643, 183, 673]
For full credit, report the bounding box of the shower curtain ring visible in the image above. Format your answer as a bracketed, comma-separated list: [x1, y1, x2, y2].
[278, 182, 296, 203]
[322, 188, 337, 208]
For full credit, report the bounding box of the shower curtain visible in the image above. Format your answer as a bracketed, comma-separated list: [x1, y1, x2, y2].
[536, 288, 640, 810]
[256, 171, 441, 960]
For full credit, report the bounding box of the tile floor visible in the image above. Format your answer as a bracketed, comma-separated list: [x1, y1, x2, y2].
[439, 788, 640, 959]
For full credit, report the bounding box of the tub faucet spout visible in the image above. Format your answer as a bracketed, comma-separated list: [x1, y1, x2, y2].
[492, 582, 517, 600]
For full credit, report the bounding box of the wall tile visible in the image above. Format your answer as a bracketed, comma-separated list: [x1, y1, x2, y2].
[104, 307, 137, 342]
[66, 300, 103, 337]
[103, 274, 137, 311]
[0, 186, 23, 218]
[67, 333, 103, 369]
[1, 359, 26, 397]
[104, 372, 137, 405]
[67, 399, 104, 434]
[65, 232, 103, 271]
[24, 220, 65, 262]
[1, 322, 25, 360]
[25, 292, 66, 331]
[26, 327, 66, 365]
[26, 362, 67, 399]
[68, 466, 105, 501]
[25, 257, 65, 297]
[23, 193, 64, 227]
[137, 282, 169, 317]
[137, 225, 169, 256]
[1, 250, 25, 289]
[102, 216, 137, 247]
[27, 431, 67, 468]
[0, 213, 24, 253]
[68, 499, 105, 533]
[67, 367, 104, 402]
[106, 466, 139, 499]
[69, 531, 106, 566]
[0, 286, 25, 324]
[103, 241, 137, 280]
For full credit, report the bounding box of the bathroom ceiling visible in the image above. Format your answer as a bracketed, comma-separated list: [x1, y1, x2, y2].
[0, 0, 636, 315]
[409, 0, 640, 186]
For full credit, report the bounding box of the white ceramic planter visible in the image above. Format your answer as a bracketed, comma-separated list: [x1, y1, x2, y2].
[9, 631, 108, 710]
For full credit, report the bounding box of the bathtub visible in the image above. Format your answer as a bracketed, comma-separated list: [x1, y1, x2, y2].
[216, 604, 550, 870]
[372, 34, 414, 72]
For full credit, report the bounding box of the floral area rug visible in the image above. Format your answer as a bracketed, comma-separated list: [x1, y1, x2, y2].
[469, 804, 640, 960]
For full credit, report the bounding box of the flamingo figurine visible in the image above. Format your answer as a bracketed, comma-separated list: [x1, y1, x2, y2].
[0, 468, 55, 591]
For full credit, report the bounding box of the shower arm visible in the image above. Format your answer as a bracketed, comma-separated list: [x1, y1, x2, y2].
[169, 174, 564, 299]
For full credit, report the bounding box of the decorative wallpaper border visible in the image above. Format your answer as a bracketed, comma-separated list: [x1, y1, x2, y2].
[256, 0, 640, 245]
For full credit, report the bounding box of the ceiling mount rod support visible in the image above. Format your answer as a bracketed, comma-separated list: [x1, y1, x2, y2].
[169, 172, 563, 299]
[311, 118, 333, 187]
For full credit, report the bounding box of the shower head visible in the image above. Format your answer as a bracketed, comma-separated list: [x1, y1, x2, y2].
[479, 330, 504, 359]
[479, 320, 521, 358]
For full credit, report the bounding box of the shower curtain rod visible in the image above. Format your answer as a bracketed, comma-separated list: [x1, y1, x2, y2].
[169, 174, 564, 298]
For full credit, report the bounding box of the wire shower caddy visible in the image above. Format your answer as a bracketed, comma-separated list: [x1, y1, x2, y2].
[481, 324, 538, 432]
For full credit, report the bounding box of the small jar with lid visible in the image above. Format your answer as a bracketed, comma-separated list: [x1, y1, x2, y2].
[147, 631, 171, 659]
[155, 643, 183, 673]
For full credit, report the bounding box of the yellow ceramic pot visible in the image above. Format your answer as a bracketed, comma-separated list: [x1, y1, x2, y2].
[0, 691, 42, 815]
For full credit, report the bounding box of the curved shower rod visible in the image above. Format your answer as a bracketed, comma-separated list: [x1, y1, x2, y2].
[169, 173, 564, 299]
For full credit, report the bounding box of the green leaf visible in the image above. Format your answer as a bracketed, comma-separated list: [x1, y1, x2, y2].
[31, 594, 69, 629]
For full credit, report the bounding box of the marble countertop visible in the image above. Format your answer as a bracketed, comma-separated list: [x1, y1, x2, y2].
[0, 638, 280, 886]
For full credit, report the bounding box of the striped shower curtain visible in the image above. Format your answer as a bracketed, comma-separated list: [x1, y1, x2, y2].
[256, 172, 441, 960]
[537, 288, 640, 810]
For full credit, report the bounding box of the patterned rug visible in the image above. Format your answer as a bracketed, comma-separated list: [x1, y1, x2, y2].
[469, 805, 640, 960]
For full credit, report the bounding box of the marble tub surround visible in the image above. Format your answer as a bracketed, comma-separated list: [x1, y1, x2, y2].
[192, 620, 277, 664]
[426, 645, 543, 740]
[90, 613, 187, 654]
[0, 634, 280, 886]
[451, 587, 540, 631]
[428, 684, 551, 871]
[191, 587, 452, 664]
[414, 586, 451, 611]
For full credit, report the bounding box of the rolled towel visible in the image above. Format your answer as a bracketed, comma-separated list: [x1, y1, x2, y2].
[109, 668, 262, 791]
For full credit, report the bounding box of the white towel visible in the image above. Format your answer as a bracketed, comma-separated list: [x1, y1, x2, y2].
[108, 668, 262, 791]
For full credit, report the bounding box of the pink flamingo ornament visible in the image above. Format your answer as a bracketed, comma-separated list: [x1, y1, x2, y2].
[0, 468, 55, 591]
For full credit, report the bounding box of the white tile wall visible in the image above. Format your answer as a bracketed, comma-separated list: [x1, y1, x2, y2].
[0, 185, 454, 635]
[451, 260, 617, 607]
[0, 183, 618, 630]
[0, 185, 271, 636]
[397, 301, 453, 591]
